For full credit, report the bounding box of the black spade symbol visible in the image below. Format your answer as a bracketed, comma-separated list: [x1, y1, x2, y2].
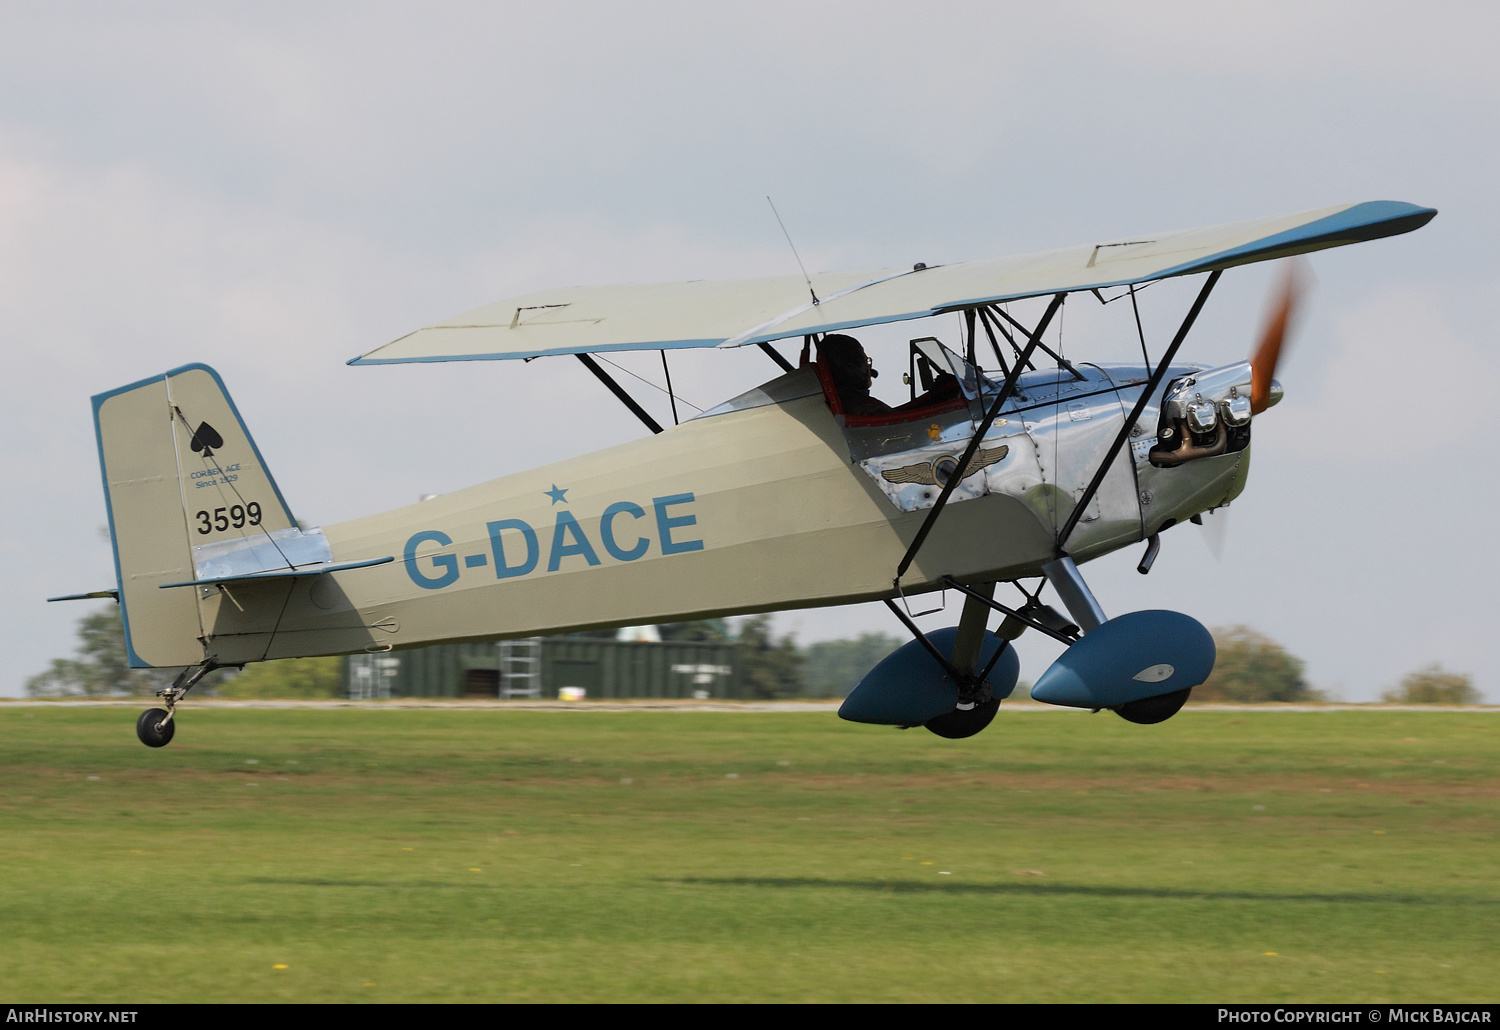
[189, 421, 224, 455]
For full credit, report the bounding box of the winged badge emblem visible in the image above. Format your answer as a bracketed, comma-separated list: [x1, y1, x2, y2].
[881, 445, 1009, 486]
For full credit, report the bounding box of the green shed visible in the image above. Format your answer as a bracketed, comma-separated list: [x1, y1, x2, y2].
[345, 637, 742, 700]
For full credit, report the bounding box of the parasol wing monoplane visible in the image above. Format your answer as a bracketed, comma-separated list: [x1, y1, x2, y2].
[53, 200, 1435, 745]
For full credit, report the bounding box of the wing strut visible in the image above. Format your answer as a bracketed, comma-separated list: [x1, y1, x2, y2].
[575, 353, 664, 434]
[882, 599, 965, 683]
[758, 342, 795, 374]
[1129, 285, 1151, 369]
[659, 351, 679, 425]
[894, 292, 1066, 586]
[989, 305, 1085, 381]
[940, 577, 1077, 645]
[974, 308, 1014, 381]
[1055, 270, 1222, 551]
[883, 588, 1014, 694]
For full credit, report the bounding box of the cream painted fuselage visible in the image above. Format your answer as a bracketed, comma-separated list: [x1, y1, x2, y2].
[186, 363, 1247, 667]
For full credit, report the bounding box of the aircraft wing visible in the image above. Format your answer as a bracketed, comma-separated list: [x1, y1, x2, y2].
[351, 201, 1434, 365]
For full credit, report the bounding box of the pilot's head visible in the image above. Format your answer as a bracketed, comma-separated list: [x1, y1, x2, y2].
[819, 334, 877, 392]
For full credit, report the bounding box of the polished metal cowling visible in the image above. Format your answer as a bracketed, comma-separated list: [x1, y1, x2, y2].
[1162, 360, 1252, 428]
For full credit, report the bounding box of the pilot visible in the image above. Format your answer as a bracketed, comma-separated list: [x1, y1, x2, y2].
[819, 334, 892, 416]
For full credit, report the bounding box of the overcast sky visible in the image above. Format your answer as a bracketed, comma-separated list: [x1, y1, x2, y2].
[2, 2, 1495, 700]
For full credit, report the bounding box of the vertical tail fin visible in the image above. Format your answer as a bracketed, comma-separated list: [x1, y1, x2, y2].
[93, 364, 298, 667]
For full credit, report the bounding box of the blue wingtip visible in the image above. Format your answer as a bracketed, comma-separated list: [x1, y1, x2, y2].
[1353, 199, 1437, 231]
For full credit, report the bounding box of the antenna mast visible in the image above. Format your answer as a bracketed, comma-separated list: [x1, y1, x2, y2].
[766, 196, 819, 306]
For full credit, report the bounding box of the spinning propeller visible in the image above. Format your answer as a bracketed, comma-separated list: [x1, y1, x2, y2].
[1249, 257, 1311, 414]
[1197, 257, 1312, 560]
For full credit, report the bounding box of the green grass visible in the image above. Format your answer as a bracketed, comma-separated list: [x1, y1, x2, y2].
[0, 704, 1495, 1002]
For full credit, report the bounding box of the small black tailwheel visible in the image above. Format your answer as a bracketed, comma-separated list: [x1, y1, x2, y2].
[1115, 687, 1192, 725]
[925, 695, 1001, 739]
[136, 708, 175, 748]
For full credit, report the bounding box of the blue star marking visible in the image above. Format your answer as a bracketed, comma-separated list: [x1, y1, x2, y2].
[545, 484, 568, 505]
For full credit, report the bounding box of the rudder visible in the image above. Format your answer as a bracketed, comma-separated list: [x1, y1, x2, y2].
[93, 364, 298, 668]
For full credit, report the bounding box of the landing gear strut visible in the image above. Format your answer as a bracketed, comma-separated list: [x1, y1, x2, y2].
[136, 659, 221, 748]
[879, 584, 1016, 740]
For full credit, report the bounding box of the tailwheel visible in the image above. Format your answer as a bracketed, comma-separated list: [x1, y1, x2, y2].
[1114, 687, 1192, 725]
[136, 708, 175, 748]
[134, 658, 221, 748]
[925, 695, 1001, 739]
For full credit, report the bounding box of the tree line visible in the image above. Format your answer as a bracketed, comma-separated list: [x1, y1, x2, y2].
[26, 606, 1483, 705]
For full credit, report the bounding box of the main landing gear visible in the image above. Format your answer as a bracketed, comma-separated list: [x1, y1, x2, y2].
[839, 558, 1215, 738]
[838, 584, 1023, 739]
[136, 659, 221, 748]
[1027, 558, 1214, 722]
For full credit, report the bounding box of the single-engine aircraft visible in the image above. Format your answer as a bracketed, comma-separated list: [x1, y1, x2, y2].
[52, 201, 1436, 746]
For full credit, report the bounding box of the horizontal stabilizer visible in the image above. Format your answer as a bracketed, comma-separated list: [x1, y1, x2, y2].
[156, 524, 392, 589]
[47, 589, 120, 603]
[158, 555, 393, 591]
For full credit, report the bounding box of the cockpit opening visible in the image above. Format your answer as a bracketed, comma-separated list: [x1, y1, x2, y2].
[814, 333, 978, 433]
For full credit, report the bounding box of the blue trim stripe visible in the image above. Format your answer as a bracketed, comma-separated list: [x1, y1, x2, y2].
[931, 201, 1437, 316]
[1154, 200, 1436, 276]
[742, 309, 944, 347]
[348, 336, 722, 365]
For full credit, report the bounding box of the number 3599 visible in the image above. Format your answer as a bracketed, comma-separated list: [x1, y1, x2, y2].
[195, 503, 262, 534]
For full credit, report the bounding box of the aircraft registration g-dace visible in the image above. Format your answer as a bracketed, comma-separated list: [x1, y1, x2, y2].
[54, 201, 1435, 746]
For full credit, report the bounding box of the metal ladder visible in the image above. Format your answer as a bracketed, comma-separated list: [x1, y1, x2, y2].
[347, 654, 399, 699]
[498, 638, 544, 699]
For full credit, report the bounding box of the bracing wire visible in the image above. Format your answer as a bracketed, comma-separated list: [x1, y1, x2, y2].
[594, 354, 703, 412]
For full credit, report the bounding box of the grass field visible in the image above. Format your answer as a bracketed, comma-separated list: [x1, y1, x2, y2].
[0, 703, 1495, 1003]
